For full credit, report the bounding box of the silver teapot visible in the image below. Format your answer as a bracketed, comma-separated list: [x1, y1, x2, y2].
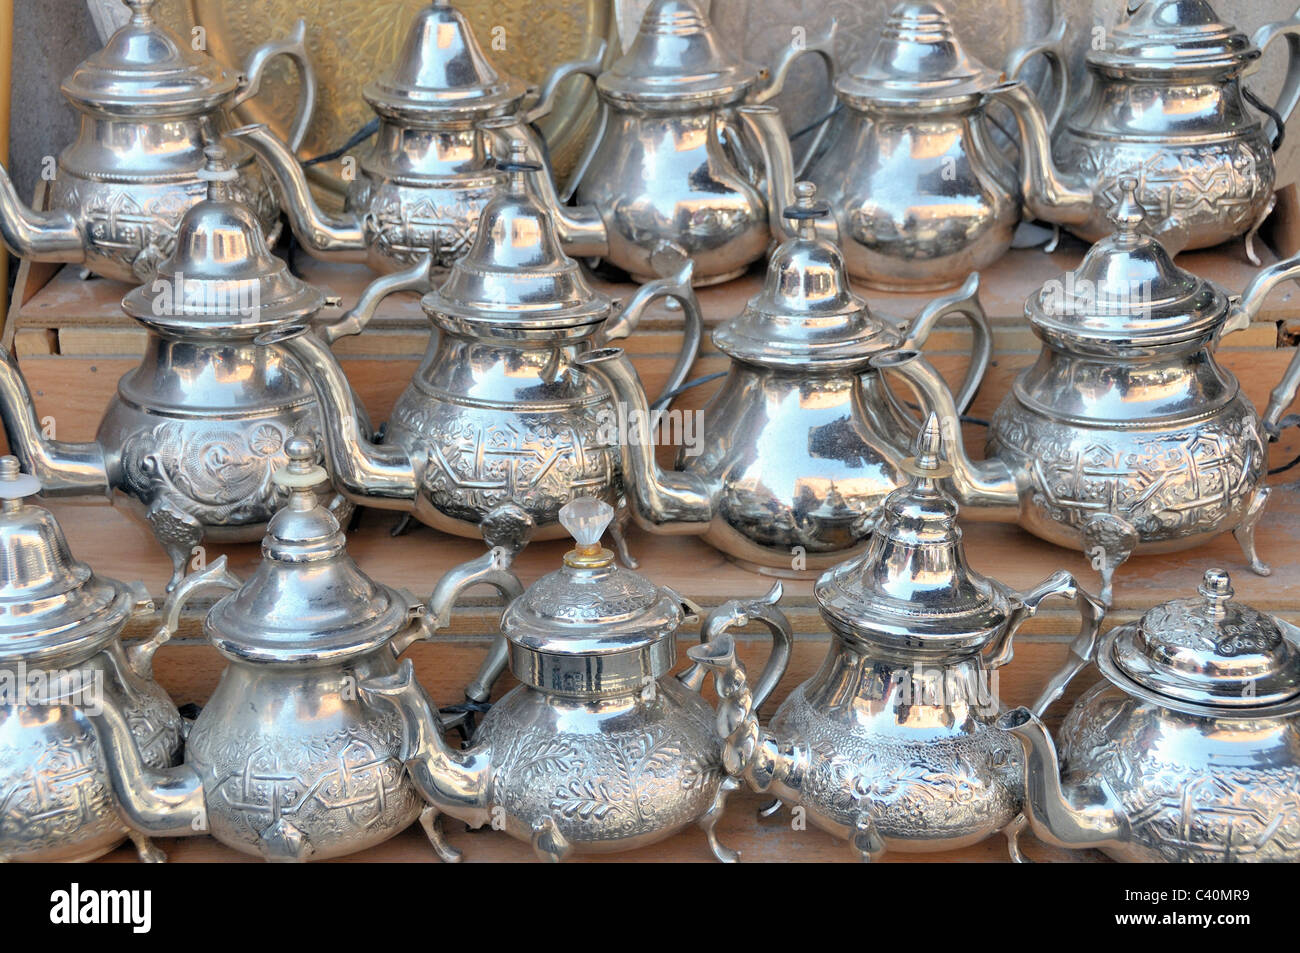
[877, 181, 1275, 604]
[801, 1, 1093, 290]
[0, 457, 230, 862]
[567, 0, 836, 285]
[357, 497, 793, 862]
[80, 437, 522, 862]
[233, 1, 607, 274]
[576, 181, 990, 576]
[0, 0, 314, 283]
[1000, 568, 1300, 862]
[0, 148, 396, 591]
[688, 417, 1106, 862]
[1052, 0, 1300, 259]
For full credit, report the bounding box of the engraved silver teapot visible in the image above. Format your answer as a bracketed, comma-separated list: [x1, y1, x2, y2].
[0, 148, 397, 591]
[688, 417, 1106, 862]
[80, 438, 522, 862]
[357, 497, 793, 862]
[576, 182, 991, 576]
[876, 181, 1274, 604]
[801, 1, 1093, 290]
[567, 0, 836, 285]
[233, 0, 607, 274]
[0, 457, 232, 863]
[1000, 568, 1300, 862]
[0, 0, 315, 283]
[1052, 0, 1300, 259]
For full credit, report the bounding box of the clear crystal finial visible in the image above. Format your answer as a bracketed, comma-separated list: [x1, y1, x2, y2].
[560, 498, 613, 547]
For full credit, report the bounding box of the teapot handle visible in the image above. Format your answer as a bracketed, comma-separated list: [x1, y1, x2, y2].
[1252, 8, 1300, 148]
[986, 570, 1106, 718]
[127, 557, 242, 680]
[525, 41, 607, 125]
[1003, 16, 1069, 137]
[750, 19, 838, 108]
[899, 272, 993, 416]
[679, 583, 792, 709]
[232, 19, 318, 153]
[314, 253, 432, 345]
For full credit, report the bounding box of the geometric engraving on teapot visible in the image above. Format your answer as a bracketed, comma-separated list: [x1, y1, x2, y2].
[59, 182, 198, 281]
[1139, 602, 1281, 657]
[991, 402, 1264, 541]
[0, 729, 119, 852]
[367, 190, 492, 268]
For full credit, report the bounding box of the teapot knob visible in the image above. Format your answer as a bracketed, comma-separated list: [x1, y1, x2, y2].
[198, 145, 239, 200]
[273, 435, 326, 492]
[900, 413, 954, 479]
[492, 137, 542, 194]
[0, 456, 41, 505]
[782, 181, 829, 239]
[125, 0, 157, 25]
[560, 498, 615, 567]
[1109, 177, 1147, 239]
[1199, 568, 1234, 616]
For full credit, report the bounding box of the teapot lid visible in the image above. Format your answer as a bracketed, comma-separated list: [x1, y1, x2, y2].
[363, 2, 527, 121]
[1026, 179, 1229, 345]
[596, 0, 758, 106]
[1104, 569, 1300, 710]
[423, 143, 610, 333]
[61, 0, 240, 114]
[835, 2, 1000, 107]
[0, 458, 135, 663]
[204, 437, 413, 664]
[814, 415, 1014, 654]
[1090, 1, 1257, 74]
[500, 498, 690, 696]
[713, 183, 897, 367]
[122, 147, 327, 336]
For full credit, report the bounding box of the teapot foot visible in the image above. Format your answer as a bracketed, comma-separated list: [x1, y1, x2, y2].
[146, 498, 204, 593]
[1082, 513, 1138, 607]
[530, 816, 572, 863]
[700, 776, 742, 863]
[1002, 813, 1030, 864]
[1244, 195, 1277, 268]
[480, 503, 535, 562]
[850, 811, 885, 863]
[129, 832, 166, 863]
[418, 805, 463, 864]
[1233, 486, 1272, 576]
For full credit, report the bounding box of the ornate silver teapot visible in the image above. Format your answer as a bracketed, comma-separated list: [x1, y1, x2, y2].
[265, 146, 703, 565]
[0, 457, 232, 862]
[576, 181, 990, 576]
[1052, 0, 1300, 259]
[800, 1, 1092, 290]
[0, 148, 393, 591]
[357, 497, 793, 862]
[877, 181, 1274, 604]
[567, 0, 836, 285]
[81, 438, 521, 862]
[233, 1, 606, 274]
[0, 0, 314, 283]
[688, 417, 1106, 862]
[1000, 568, 1300, 862]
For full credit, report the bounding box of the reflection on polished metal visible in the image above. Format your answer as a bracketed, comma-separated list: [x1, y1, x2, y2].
[233, 1, 607, 274]
[1001, 568, 1300, 862]
[801, 1, 1090, 290]
[80, 437, 520, 862]
[1053, 0, 1300, 258]
[0, 0, 315, 283]
[0, 457, 203, 862]
[576, 182, 990, 576]
[689, 418, 1105, 862]
[358, 497, 793, 862]
[0, 147, 395, 592]
[569, 0, 836, 285]
[877, 181, 1274, 605]
[267, 143, 702, 571]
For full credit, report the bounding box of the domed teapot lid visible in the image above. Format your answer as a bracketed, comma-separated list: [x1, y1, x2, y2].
[814, 415, 1015, 654]
[363, 1, 527, 121]
[1026, 179, 1229, 346]
[835, 2, 1000, 107]
[1089, 1, 1257, 74]
[501, 498, 693, 696]
[61, 0, 241, 114]
[121, 147, 327, 336]
[713, 183, 897, 367]
[204, 438, 413, 663]
[1104, 569, 1300, 711]
[423, 143, 610, 333]
[596, 0, 758, 107]
[0, 458, 135, 663]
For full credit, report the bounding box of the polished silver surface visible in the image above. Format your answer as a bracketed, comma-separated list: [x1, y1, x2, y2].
[570, 0, 836, 285]
[0, 0, 315, 283]
[358, 498, 793, 862]
[577, 182, 992, 575]
[1000, 567, 1300, 862]
[688, 418, 1105, 861]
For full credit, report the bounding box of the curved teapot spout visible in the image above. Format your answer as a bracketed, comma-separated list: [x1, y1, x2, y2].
[1232, 252, 1300, 434]
[229, 124, 367, 262]
[0, 164, 83, 262]
[736, 105, 802, 244]
[359, 658, 493, 862]
[869, 349, 1021, 521]
[997, 707, 1129, 853]
[574, 347, 717, 533]
[0, 346, 109, 498]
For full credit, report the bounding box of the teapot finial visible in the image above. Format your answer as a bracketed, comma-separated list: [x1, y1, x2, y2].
[0, 456, 40, 512]
[125, 0, 156, 26]
[272, 436, 326, 509]
[783, 181, 829, 240]
[901, 412, 953, 480]
[197, 145, 238, 202]
[1199, 568, 1234, 617]
[1109, 177, 1147, 242]
[497, 139, 541, 196]
[560, 497, 615, 568]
